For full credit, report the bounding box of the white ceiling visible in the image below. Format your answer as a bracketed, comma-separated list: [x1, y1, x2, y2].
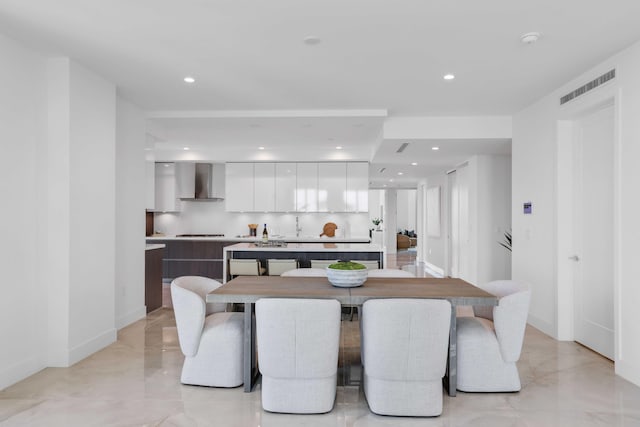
[2, 0, 640, 185]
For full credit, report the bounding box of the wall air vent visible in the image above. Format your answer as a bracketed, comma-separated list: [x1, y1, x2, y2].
[396, 142, 409, 153]
[560, 69, 615, 105]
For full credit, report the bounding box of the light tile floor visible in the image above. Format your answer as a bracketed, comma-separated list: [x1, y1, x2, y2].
[2, 305, 640, 426]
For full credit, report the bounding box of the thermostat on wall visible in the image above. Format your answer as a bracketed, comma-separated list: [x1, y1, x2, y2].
[523, 202, 532, 214]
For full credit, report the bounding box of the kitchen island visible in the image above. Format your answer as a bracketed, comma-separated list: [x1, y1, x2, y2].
[145, 235, 373, 283]
[223, 242, 385, 282]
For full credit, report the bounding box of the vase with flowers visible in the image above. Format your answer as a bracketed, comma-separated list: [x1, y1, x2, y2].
[372, 217, 383, 231]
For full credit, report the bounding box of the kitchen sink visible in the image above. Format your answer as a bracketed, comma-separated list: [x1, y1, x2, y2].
[176, 234, 225, 237]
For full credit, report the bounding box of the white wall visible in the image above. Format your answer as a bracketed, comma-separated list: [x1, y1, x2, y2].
[423, 155, 511, 283]
[513, 39, 640, 386]
[475, 155, 512, 285]
[67, 60, 117, 364]
[0, 34, 47, 390]
[115, 97, 146, 328]
[154, 202, 370, 239]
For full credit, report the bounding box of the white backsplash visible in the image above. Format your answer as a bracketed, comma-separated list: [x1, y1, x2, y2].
[153, 200, 370, 238]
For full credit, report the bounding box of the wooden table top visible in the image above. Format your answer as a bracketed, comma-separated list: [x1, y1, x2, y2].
[207, 276, 497, 306]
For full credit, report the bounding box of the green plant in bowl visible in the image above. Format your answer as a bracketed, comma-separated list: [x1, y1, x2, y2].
[328, 261, 366, 270]
[326, 261, 368, 287]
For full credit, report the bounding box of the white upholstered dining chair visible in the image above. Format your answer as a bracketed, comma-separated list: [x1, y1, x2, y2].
[171, 277, 244, 387]
[280, 268, 327, 277]
[256, 298, 341, 414]
[366, 269, 415, 278]
[361, 298, 451, 416]
[456, 280, 531, 392]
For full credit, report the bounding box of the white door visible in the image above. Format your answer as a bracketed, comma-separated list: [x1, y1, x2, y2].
[449, 170, 459, 277]
[572, 105, 614, 360]
[448, 165, 470, 280]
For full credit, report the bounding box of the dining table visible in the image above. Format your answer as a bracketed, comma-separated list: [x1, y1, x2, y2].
[206, 275, 498, 396]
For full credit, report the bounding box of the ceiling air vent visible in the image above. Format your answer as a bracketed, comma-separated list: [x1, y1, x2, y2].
[560, 69, 615, 105]
[378, 167, 386, 173]
[396, 142, 409, 153]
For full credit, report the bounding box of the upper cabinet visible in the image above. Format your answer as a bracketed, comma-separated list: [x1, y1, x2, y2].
[275, 163, 296, 212]
[254, 163, 275, 212]
[154, 162, 181, 212]
[318, 162, 346, 212]
[346, 162, 369, 212]
[145, 161, 155, 210]
[225, 161, 368, 213]
[225, 163, 254, 212]
[296, 163, 318, 212]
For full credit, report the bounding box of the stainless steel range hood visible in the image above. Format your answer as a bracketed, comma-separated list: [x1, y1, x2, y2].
[179, 163, 225, 201]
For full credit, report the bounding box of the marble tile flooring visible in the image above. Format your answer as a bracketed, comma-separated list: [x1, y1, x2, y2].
[2, 305, 640, 426]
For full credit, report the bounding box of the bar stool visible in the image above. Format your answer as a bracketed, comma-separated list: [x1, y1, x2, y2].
[350, 260, 380, 270]
[267, 259, 298, 276]
[228, 259, 266, 278]
[310, 260, 339, 269]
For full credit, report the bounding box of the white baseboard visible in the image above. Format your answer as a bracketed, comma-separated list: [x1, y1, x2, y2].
[0, 356, 44, 391]
[116, 306, 147, 330]
[425, 262, 444, 277]
[527, 313, 556, 339]
[616, 359, 640, 388]
[68, 328, 117, 366]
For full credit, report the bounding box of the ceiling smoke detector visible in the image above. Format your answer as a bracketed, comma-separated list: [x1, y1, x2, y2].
[520, 32, 540, 44]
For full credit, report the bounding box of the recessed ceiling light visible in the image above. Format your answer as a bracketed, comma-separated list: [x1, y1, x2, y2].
[432, 146, 440, 151]
[411, 162, 418, 166]
[164, 164, 170, 167]
[397, 172, 403, 176]
[183, 147, 190, 151]
[383, 184, 387, 187]
[336, 146, 343, 150]
[303, 36, 321, 45]
[443, 74, 455, 80]
[390, 179, 394, 182]
[258, 146, 265, 150]
[183, 76, 195, 83]
[520, 32, 541, 44]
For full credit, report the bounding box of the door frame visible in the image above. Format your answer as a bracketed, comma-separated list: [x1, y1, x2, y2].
[556, 84, 621, 365]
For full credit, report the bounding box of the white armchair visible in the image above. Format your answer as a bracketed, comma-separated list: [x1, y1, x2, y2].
[171, 276, 227, 315]
[456, 280, 531, 392]
[171, 277, 244, 387]
[256, 298, 341, 414]
[361, 298, 451, 416]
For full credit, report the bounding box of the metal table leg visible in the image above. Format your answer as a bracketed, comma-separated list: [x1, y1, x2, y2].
[445, 306, 457, 396]
[243, 302, 259, 392]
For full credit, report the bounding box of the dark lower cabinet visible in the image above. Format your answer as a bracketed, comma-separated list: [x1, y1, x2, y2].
[151, 240, 231, 282]
[145, 247, 164, 313]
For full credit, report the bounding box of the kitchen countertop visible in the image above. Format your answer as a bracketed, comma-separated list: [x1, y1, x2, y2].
[146, 235, 371, 243]
[223, 242, 383, 252]
[145, 243, 166, 251]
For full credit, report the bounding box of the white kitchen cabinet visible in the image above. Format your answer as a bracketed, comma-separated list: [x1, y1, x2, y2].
[346, 162, 369, 212]
[210, 163, 226, 199]
[175, 162, 195, 199]
[145, 161, 155, 210]
[295, 163, 318, 212]
[154, 162, 181, 212]
[254, 163, 275, 212]
[318, 163, 346, 212]
[275, 163, 296, 212]
[225, 162, 254, 211]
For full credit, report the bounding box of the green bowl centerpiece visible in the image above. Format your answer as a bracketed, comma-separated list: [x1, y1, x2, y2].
[326, 261, 368, 288]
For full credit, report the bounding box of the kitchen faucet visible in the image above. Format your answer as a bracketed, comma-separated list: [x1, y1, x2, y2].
[295, 216, 302, 237]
